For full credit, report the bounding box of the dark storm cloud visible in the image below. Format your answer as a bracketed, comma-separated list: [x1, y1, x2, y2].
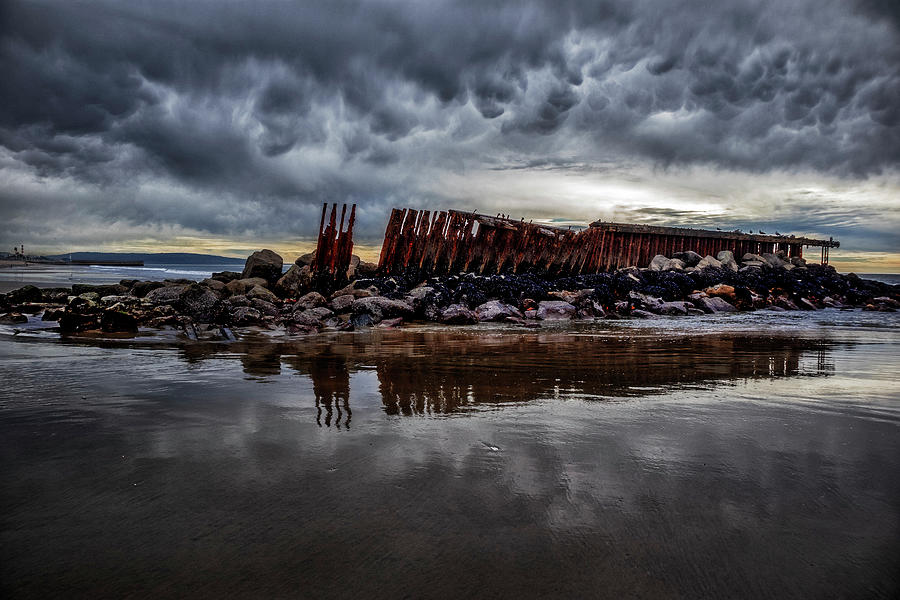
[0, 0, 898, 247]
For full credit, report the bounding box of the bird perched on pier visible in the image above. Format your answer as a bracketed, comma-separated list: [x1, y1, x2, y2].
[759, 230, 766, 234]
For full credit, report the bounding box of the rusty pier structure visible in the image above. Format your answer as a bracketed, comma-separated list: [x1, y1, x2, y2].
[375, 208, 839, 277]
[311, 203, 356, 287]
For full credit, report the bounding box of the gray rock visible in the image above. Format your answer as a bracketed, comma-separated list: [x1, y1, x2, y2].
[351, 296, 413, 323]
[275, 264, 312, 298]
[131, 280, 165, 298]
[295, 291, 326, 310]
[440, 304, 478, 324]
[630, 309, 657, 318]
[293, 307, 333, 327]
[330, 294, 356, 312]
[225, 277, 268, 296]
[658, 301, 690, 315]
[246, 285, 279, 304]
[775, 296, 800, 310]
[798, 297, 818, 310]
[231, 306, 262, 325]
[762, 253, 787, 268]
[201, 278, 226, 292]
[696, 255, 722, 270]
[100, 309, 138, 333]
[226, 295, 251, 308]
[241, 249, 284, 285]
[100, 295, 135, 306]
[628, 291, 664, 312]
[407, 286, 435, 300]
[295, 252, 316, 267]
[663, 258, 685, 271]
[6, 285, 43, 304]
[0, 312, 28, 324]
[181, 284, 221, 322]
[536, 300, 576, 320]
[648, 255, 669, 271]
[694, 296, 737, 313]
[250, 298, 279, 317]
[145, 285, 187, 306]
[475, 300, 522, 322]
[211, 271, 242, 283]
[672, 251, 702, 267]
[716, 250, 739, 272]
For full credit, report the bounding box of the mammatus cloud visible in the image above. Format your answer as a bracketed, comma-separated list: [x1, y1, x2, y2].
[0, 0, 897, 267]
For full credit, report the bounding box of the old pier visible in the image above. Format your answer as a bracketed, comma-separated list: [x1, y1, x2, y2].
[372, 208, 839, 277]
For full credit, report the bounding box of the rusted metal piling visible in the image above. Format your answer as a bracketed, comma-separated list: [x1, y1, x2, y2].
[377, 208, 840, 276]
[311, 203, 356, 287]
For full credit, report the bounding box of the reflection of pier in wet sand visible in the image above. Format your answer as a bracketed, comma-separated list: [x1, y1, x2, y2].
[175, 330, 836, 420]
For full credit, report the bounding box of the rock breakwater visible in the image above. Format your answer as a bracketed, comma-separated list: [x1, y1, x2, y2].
[1, 249, 896, 338]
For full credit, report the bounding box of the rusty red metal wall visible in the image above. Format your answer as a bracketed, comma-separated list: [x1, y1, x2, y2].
[376, 208, 839, 276]
[312, 203, 356, 283]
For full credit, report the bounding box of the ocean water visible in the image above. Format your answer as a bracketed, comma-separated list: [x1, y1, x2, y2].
[0, 263, 246, 293]
[1, 309, 899, 598]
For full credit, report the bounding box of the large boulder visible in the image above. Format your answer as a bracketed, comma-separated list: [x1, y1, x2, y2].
[294, 291, 326, 310]
[6, 285, 43, 304]
[145, 285, 188, 306]
[716, 250, 739, 272]
[440, 304, 478, 325]
[292, 306, 334, 327]
[225, 277, 268, 296]
[274, 264, 312, 298]
[474, 300, 522, 322]
[663, 258, 685, 271]
[693, 296, 737, 313]
[241, 249, 284, 286]
[180, 284, 222, 322]
[628, 291, 665, 313]
[330, 294, 356, 313]
[351, 296, 413, 323]
[696, 255, 722, 270]
[672, 251, 702, 267]
[246, 285, 279, 304]
[658, 301, 691, 315]
[100, 309, 138, 333]
[761, 253, 787, 268]
[231, 306, 262, 326]
[131, 280, 165, 298]
[536, 300, 576, 320]
[648, 255, 669, 271]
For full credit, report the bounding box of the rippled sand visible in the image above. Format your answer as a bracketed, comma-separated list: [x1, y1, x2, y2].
[1, 311, 899, 598]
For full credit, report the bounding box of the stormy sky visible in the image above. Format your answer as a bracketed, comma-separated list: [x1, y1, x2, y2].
[1, 0, 898, 268]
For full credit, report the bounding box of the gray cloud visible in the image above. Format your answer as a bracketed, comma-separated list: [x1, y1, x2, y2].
[0, 0, 898, 252]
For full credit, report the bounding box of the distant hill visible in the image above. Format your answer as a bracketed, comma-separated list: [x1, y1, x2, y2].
[46, 252, 246, 265]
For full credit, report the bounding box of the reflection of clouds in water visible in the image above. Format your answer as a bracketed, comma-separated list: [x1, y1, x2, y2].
[2, 325, 898, 598]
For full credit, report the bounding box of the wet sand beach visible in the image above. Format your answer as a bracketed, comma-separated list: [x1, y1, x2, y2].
[1, 308, 899, 598]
